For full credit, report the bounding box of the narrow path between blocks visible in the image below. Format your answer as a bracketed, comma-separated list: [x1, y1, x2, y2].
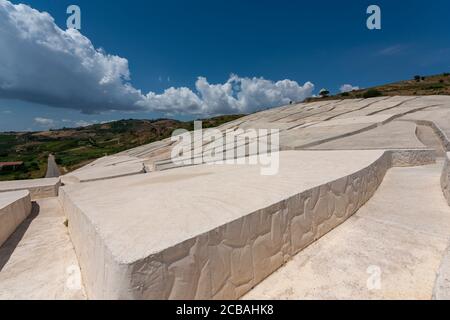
[0, 197, 86, 299]
[243, 162, 450, 299]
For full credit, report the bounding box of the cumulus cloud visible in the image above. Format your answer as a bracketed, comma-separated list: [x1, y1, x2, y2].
[0, 0, 143, 113]
[340, 84, 360, 93]
[0, 0, 314, 116]
[138, 75, 314, 115]
[34, 117, 55, 127]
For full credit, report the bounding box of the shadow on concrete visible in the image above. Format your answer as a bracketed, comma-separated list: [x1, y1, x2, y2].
[0, 202, 39, 271]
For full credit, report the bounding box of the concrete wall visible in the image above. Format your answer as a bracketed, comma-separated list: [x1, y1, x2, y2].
[0, 191, 32, 247]
[433, 152, 450, 300]
[389, 149, 436, 167]
[415, 120, 450, 151]
[441, 152, 450, 206]
[0, 178, 60, 200]
[61, 152, 393, 300]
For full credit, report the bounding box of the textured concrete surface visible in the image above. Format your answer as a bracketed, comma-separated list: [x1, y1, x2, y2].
[310, 121, 425, 150]
[0, 197, 86, 300]
[416, 124, 447, 157]
[243, 163, 450, 300]
[62, 155, 145, 184]
[2, 96, 450, 300]
[389, 149, 436, 167]
[441, 153, 450, 206]
[104, 95, 450, 172]
[401, 98, 450, 142]
[0, 178, 60, 200]
[0, 191, 31, 247]
[434, 242, 450, 300]
[60, 150, 390, 299]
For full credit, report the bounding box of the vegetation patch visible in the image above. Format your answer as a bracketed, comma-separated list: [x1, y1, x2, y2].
[0, 115, 244, 181]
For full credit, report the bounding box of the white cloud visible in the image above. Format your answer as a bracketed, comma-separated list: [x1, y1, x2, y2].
[36, 118, 115, 129]
[74, 120, 100, 127]
[340, 84, 360, 93]
[0, 0, 314, 116]
[0, 0, 143, 113]
[139, 75, 314, 115]
[377, 44, 406, 56]
[34, 117, 55, 127]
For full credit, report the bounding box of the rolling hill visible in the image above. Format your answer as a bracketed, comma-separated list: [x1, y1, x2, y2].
[306, 72, 450, 102]
[0, 115, 244, 181]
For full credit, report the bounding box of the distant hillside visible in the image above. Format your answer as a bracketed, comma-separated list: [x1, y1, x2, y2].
[0, 115, 244, 181]
[306, 72, 450, 102]
[3, 72, 450, 181]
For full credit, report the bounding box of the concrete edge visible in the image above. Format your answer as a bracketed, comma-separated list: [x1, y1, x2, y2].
[152, 148, 436, 173]
[433, 241, 450, 300]
[294, 123, 380, 150]
[0, 178, 61, 200]
[401, 119, 450, 152]
[0, 190, 32, 248]
[388, 148, 436, 167]
[440, 153, 450, 207]
[433, 153, 450, 300]
[60, 151, 392, 299]
[60, 148, 436, 300]
[62, 167, 146, 184]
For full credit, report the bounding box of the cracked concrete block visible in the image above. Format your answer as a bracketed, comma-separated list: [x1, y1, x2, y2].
[60, 150, 394, 299]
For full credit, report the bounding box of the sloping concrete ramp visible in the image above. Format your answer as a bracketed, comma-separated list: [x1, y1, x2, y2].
[243, 162, 450, 300]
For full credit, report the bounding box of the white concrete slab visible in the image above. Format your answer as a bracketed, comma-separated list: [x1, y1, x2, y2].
[441, 152, 450, 206]
[62, 160, 145, 184]
[244, 163, 450, 300]
[0, 178, 60, 200]
[307, 114, 393, 128]
[61, 150, 391, 299]
[0, 190, 31, 247]
[310, 121, 425, 150]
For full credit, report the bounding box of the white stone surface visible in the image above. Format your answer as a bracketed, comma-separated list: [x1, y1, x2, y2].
[0, 190, 31, 247]
[3, 96, 450, 300]
[75, 96, 450, 174]
[60, 150, 391, 299]
[310, 121, 426, 150]
[0, 178, 60, 200]
[244, 163, 450, 300]
[0, 197, 86, 299]
[62, 162, 145, 184]
[441, 153, 450, 206]
[307, 114, 394, 128]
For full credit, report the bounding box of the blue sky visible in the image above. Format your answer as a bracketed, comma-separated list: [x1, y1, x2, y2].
[1, 0, 450, 131]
